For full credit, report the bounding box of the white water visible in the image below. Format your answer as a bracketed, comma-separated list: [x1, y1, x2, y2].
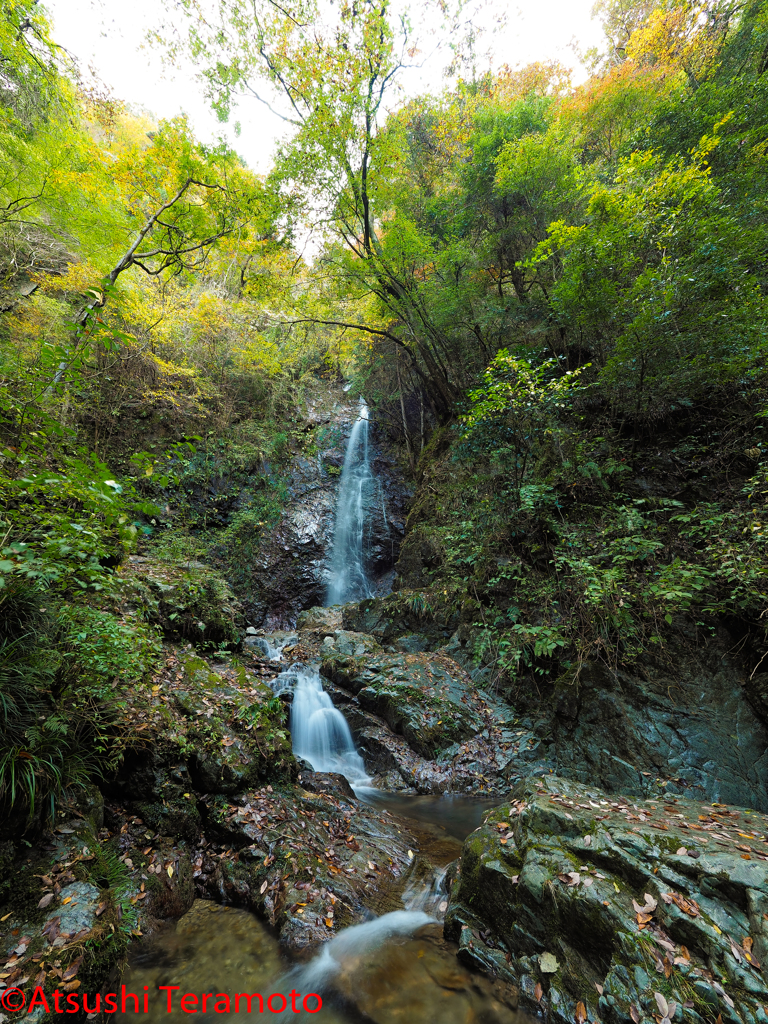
[272, 664, 371, 787]
[253, 636, 291, 661]
[273, 910, 434, 1019]
[326, 399, 374, 606]
[401, 864, 450, 918]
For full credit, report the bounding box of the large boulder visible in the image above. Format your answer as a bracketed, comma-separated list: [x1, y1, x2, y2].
[321, 649, 485, 758]
[446, 774, 768, 1024]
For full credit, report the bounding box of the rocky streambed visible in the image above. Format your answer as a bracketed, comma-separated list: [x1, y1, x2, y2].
[3, 593, 768, 1024]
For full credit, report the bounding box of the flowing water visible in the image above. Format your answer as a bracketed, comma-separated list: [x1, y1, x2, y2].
[272, 664, 371, 787]
[115, 401, 524, 1023]
[326, 398, 374, 606]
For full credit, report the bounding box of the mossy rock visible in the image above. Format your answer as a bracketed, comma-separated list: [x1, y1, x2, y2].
[122, 558, 243, 649]
[447, 775, 768, 1024]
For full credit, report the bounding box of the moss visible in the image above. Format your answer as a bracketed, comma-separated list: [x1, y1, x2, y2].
[0, 855, 55, 923]
[135, 798, 201, 842]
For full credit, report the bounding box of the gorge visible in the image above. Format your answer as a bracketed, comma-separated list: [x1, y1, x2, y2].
[3, 0, 768, 1021]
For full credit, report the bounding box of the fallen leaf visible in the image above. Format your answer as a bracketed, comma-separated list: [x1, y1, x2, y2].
[630, 1005, 640, 1024]
[575, 1000, 587, 1023]
[584, 835, 592, 846]
[655, 992, 669, 1017]
[595, 984, 604, 995]
[535, 982, 543, 1003]
[37, 894, 54, 909]
[61, 897, 72, 906]
[539, 952, 559, 973]
[676, 847, 687, 856]
[167, 865, 174, 878]
[59, 980, 80, 993]
[62, 957, 83, 982]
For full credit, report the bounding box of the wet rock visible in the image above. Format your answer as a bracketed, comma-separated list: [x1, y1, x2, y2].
[321, 650, 483, 758]
[43, 881, 102, 936]
[298, 770, 357, 799]
[296, 605, 344, 631]
[333, 921, 520, 1024]
[446, 774, 768, 1024]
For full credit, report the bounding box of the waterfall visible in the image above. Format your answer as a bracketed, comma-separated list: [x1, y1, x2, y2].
[273, 665, 370, 787]
[326, 398, 374, 606]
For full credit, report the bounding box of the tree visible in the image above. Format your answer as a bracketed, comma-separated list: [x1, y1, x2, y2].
[157, 0, 493, 417]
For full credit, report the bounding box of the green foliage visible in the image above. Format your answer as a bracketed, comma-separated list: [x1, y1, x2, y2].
[57, 604, 162, 688]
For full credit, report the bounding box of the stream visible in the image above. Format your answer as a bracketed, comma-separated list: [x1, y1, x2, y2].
[117, 399, 523, 1023]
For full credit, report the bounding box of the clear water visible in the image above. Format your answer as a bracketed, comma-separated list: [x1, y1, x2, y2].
[326, 399, 374, 606]
[116, 901, 525, 1024]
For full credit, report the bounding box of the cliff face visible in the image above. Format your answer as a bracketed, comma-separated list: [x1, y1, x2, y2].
[228, 389, 412, 629]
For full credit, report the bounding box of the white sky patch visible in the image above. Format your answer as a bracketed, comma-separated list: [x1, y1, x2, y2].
[46, 0, 605, 173]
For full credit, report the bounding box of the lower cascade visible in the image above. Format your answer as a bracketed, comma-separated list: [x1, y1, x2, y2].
[273, 664, 370, 787]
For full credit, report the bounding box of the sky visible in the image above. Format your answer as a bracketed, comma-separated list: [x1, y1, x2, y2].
[46, 0, 605, 174]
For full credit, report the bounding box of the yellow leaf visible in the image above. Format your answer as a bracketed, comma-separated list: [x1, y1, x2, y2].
[167, 865, 174, 878]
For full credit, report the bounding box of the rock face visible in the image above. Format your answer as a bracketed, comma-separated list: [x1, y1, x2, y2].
[545, 658, 768, 812]
[121, 556, 243, 649]
[321, 648, 485, 759]
[317, 632, 518, 793]
[446, 774, 768, 1024]
[339, 596, 768, 812]
[240, 396, 411, 629]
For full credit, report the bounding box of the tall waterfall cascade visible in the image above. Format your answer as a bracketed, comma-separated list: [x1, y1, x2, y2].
[265, 396, 381, 790]
[326, 398, 375, 606]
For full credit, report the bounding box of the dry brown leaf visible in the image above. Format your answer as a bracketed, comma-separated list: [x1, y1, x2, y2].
[61, 956, 83, 983]
[575, 1000, 587, 1024]
[37, 893, 54, 909]
[535, 982, 543, 1003]
[630, 1005, 640, 1024]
